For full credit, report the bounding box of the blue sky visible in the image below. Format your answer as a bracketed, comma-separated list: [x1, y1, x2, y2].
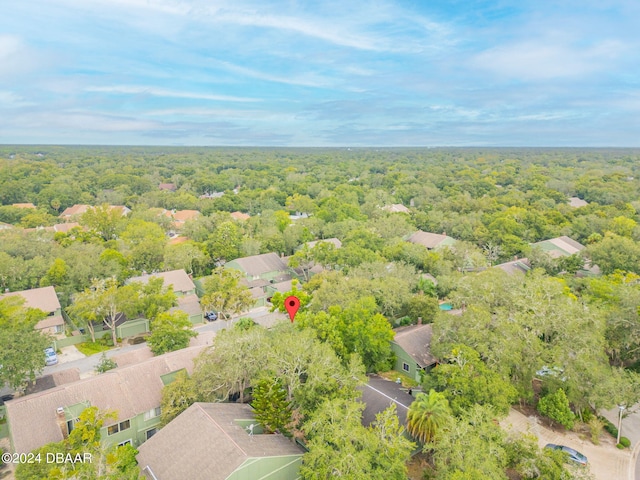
[1, 0, 639, 146]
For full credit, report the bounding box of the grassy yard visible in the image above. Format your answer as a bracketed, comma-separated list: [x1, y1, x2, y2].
[378, 370, 420, 388]
[75, 341, 112, 356]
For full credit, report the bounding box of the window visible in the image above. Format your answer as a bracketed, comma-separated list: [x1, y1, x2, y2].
[402, 362, 410, 372]
[146, 428, 157, 440]
[118, 440, 132, 447]
[107, 420, 131, 435]
[66, 418, 78, 434]
[144, 407, 161, 421]
[54, 325, 63, 334]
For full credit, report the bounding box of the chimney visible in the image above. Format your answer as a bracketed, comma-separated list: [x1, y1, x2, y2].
[56, 407, 69, 439]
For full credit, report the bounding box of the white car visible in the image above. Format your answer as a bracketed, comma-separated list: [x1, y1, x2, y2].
[44, 347, 58, 366]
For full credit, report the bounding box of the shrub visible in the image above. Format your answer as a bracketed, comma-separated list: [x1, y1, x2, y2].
[537, 388, 575, 430]
[617, 443, 625, 449]
[588, 417, 604, 445]
[620, 436, 631, 448]
[95, 353, 117, 374]
[600, 416, 618, 438]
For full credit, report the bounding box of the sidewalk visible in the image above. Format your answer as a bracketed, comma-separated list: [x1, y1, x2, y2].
[501, 409, 630, 480]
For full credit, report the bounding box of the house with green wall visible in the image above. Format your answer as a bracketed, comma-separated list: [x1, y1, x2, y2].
[128, 269, 203, 325]
[225, 253, 293, 307]
[390, 323, 437, 383]
[137, 403, 304, 480]
[5, 345, 205, 455]
[1, 286, 65, 336]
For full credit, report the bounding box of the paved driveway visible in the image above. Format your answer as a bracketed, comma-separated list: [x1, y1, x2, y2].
[502, 409, 631, 480]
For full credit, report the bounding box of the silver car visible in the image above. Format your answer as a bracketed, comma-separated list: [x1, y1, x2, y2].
[44, 347, 58, 366]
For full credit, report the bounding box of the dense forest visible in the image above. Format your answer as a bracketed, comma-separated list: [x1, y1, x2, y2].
[3, 146, 640, 479]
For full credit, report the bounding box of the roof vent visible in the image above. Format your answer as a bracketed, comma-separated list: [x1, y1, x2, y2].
[56, 407, 64, 415]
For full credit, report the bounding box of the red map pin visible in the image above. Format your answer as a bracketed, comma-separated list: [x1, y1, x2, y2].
[284, 295, 300, 322]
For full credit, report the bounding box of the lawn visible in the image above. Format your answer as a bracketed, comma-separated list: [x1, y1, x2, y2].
[75, 341, 112, 356]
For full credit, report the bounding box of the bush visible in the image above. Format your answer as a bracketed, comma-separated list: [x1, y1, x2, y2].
[600, 416, 618, 438]
[95, 353, 117, 374]
[620, 436, 631, 448]
[537, 388, 575, 430]
[588, 417, 604, 445]
[617, 443, 625, 449]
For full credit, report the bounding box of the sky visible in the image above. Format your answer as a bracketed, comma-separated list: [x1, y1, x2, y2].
[1, 0, 640, 147]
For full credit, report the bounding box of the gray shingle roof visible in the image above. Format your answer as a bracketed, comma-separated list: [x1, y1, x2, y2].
[137, 403, 303, 480]
[228, 253, 287, 277]
[128, 269, 195, 294]
[392, 323, 436, 368]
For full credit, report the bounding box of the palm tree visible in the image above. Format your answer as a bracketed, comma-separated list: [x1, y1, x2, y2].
[406, 389, 451, 444]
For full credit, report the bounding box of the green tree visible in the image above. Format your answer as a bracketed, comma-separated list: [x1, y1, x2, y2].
[201, 268, 253, 323]
[147, 311, 197, 355]
[39, 258, 69, 287]
[301, 399, 413, 480]
[120, 219, 166, 272]
[425, 344, 518, 416]
[206, 221, 242, 263]
[406, 390, 451, 444]
[252, 377, 293, 435]
[586, 232, 640, 274]
[296, 296, 394, 372]
[537, 388, 575, 429]
[79, 203, 125, 241]
[95, 352, 117, 373]
[160, 370, 198, 426]
[0, 296, 50, 389]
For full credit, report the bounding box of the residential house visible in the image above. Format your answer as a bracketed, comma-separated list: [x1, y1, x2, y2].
[226, 253, 291, 284]
[286, 237, 343, 280]
[390, 323, 437, 383]
[568, 197, 588, 208]
[530, 235, 584, 259]
[230, 211, 250, 221]
[199, 191, 225, 199]
[59, 204, 131, 222]
[303, 237, 342, 250]
[407, 231, 456, 250]
[226, 253, 292, 307]
[127, 270, 202, 324]
[530, 236, 599, 276]
[5, 346, 205, 454]
[137, 403, 304, 480]
[382, 204, 410, 214]
[494, 258, 531, 275]
[11, 203, 36, 209]
[1, 286, 65, 335]
[163, 209, 201, 230]
[158, 183, 177, 192]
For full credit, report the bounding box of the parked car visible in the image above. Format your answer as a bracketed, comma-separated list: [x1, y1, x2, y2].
[205, 311, 218, 321]
[544, 444, 588, 465]
[44, 347, 58, 366]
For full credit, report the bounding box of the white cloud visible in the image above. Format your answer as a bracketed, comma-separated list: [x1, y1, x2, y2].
[85, 85, 259, 102]
[473, 38, 625, 81]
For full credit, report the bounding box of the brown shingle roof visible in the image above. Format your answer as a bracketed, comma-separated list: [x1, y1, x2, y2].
[1, 286, 60, 313]
[172, 210, 200, 222]
[136, 403, 303, 480]
[230, 211, 250, 221]
[392, 323, 436, 368]
[408, 231, 455, 249]
[127, 269, 195, 294]
[228, 253, 288, 277]
[305, 237, 342, 249]
[5, 346, 204, 454]
[171, 294, 202, 316]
